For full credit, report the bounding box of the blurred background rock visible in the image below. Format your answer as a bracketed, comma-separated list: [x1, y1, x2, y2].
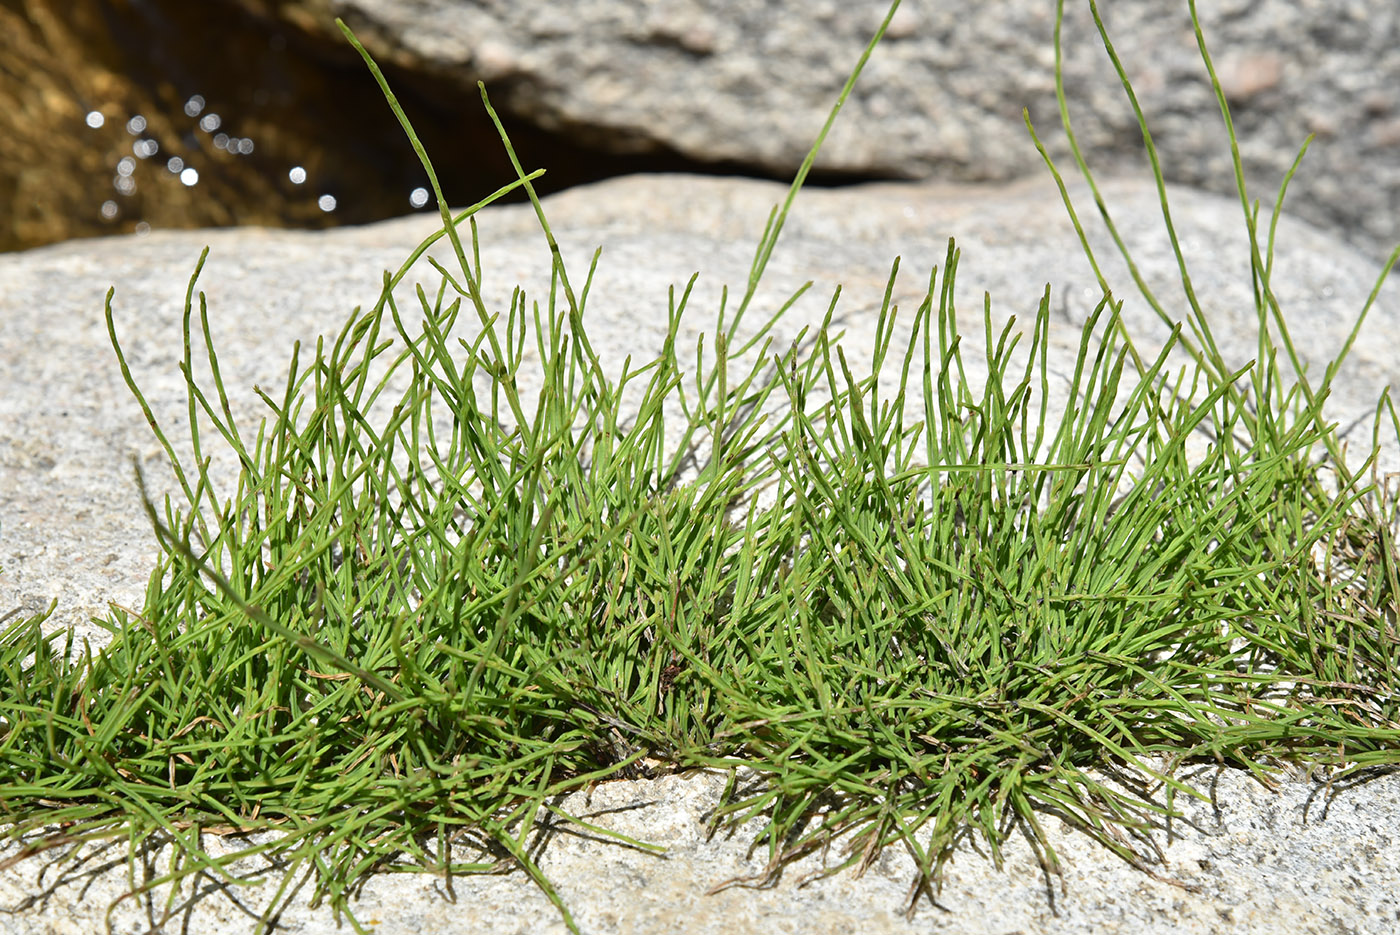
[3, 0, 1397, 258]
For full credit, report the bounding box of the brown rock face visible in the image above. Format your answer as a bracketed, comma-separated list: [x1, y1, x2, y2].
[2, 0, 329, 250]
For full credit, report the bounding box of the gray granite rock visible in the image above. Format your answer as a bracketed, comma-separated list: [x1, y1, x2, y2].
[2, 171, 1398, 932]
[3, 763, 1399, 934]
[268, 0, 1400, 261]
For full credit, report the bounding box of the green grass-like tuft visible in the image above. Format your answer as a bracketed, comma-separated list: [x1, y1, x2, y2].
[3, 1, 1400, 932]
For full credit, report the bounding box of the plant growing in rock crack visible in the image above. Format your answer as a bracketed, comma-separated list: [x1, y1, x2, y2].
[3, 1, 1399, 933]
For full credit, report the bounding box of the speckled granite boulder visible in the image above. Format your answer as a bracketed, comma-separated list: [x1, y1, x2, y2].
[251, 0, 1400, 261]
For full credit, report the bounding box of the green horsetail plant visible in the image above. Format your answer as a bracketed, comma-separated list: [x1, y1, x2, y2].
[2, 1, 1398, 933]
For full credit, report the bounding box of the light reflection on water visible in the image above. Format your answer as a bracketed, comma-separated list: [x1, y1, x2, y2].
[83, 88, 435, 228]
[88, 94, 269, 221]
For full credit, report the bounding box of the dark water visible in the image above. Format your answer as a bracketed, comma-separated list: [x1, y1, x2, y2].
[8, 0, 862, 252]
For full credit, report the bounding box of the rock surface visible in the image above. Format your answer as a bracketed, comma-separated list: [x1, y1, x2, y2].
[256, 0, 1400, 261]
[2, 171, 1398, 932]
[3, 763, 1399, 934]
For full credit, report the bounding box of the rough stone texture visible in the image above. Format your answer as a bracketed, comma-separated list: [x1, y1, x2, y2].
[3, 763, 1400, 934]
[248, 0, 1400, 262]
[2, 171, 1398, 931]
